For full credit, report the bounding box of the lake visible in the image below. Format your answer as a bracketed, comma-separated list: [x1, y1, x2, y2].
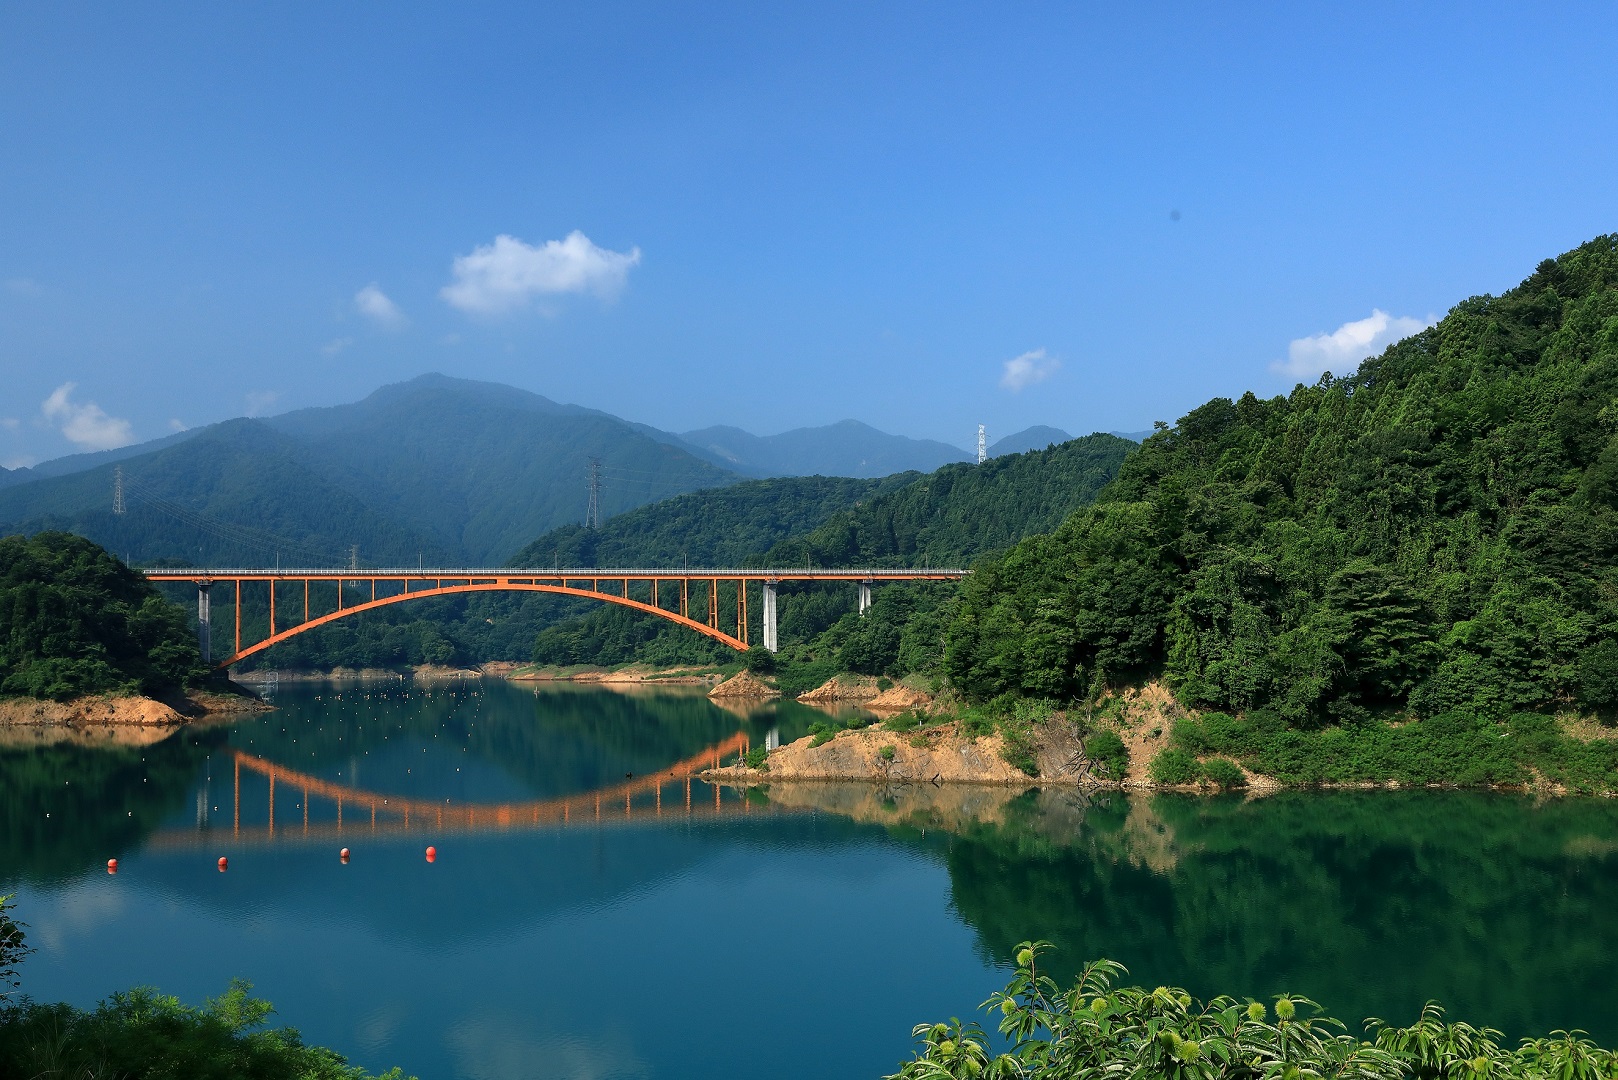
[7, 680, 1618, 1078]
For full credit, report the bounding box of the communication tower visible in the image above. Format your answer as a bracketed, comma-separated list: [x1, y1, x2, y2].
[585, 458, 602, 529]
[977, 425, 987, 464]
[112, 466, 126, 515]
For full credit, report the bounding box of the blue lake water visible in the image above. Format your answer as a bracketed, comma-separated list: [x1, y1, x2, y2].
[7, 681, 1618, 1078]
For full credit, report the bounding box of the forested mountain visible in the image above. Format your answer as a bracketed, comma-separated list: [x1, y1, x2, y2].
[510, 473, 917, 569]
[989, 426, 1073, 456]
[0, 429, 200, 490]
[0, 532, 205, 699]
[528, 433, 1136, 668]
[677, 420, 971, 477]
[0, 420, 455, 567]
[257, 374, 735, 561]
[764, 433, 1137, 567]
[946, 234, 1618, 721]
[0, 375, 738, 566]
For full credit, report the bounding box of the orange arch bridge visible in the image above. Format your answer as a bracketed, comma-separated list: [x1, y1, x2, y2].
[149, 732, 767, 848]
[143, 567, 969, 667]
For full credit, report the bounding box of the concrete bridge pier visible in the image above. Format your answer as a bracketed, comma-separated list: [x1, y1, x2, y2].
[196, 582, 213, 665]
[762, 581, 779, 652]
[858, 580, 873, 616]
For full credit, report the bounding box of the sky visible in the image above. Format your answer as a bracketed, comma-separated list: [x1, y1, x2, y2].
[3, 1, 1617, 468]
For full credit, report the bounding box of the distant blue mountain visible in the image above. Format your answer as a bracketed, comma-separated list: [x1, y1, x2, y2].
[989, 426, 1073, 457]
[678, 420, 971, 478]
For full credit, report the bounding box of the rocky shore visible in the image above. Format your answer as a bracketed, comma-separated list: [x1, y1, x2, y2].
[0, 686, 272, 729]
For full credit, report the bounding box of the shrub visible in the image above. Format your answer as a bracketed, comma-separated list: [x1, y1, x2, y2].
[1084, 730, 1129, 779]
[1148, 747, 1201, 786]
[881, 711, 922, 733]
[808, 721, 836, 748]
[743, 746, 768, 770]
[893, 942, 1618, 1080]
[1201, 756, 1246, 789]
[742, 646, 776, 674]
[876, 676, 895, 692]
[878, 744, 896, 761]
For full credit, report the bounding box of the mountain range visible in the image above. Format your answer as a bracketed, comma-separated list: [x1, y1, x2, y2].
[0, 374, 1108, 567]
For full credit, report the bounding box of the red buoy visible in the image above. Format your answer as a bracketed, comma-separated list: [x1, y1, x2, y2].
[107, 858, 118, 874]
[425, 846, 437, 863]
[217, 856, 228, 872]
[339, 847, 350, 862]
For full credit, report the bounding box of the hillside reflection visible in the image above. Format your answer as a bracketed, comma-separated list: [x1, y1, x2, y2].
[749, 782, 1618, 1043]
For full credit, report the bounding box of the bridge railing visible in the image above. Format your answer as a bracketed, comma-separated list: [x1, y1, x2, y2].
[142, 567, 969, 578]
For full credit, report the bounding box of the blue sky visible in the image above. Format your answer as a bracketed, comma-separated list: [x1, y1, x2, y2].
[3, 2, 1616, 467]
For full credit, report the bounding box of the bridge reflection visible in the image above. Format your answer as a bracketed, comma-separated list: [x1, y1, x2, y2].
[150, 730, 775, 849]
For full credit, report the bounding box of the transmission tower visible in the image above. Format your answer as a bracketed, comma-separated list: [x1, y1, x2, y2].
[977, 425, 987, 464]
[585, 457, 602, 529]
[112, 466, 126, 515]
[349, 545, 359, 571]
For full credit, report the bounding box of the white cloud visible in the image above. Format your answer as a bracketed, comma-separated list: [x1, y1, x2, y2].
[1000, 348, 1061, 392]
[244, 390, 281, 417]
[321, 336, 354, 357]
[354, 283, 406, 328]
[168, 418, 187, 432]
[41, 383, 135, 451]
[1273, 309, 1435, 381]
[2, 455, 37, 470]
[440, 231, 642, 314]
[0, 417, 17, 432]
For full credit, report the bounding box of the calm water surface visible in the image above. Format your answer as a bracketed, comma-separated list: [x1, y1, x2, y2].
[6, 681, 1618, 1079]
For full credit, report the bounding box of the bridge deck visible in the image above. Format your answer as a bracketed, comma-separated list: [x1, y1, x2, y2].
[143, 567, 968, 581]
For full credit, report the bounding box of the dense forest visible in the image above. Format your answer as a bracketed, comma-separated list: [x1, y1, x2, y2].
[0, 532, 206, 700]
[945, 235, 1618, 725]
[528, 434, 1136, 670]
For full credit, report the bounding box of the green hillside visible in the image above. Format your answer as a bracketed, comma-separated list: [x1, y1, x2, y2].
[0, 420, 454, 568]
[0, 375, 739, 567]
[764, 433, 1137, 566]
[0, 532, 206, 699]
[528, 434, 1137, 669]
[945, 234, 1618, 723]
[264, 374, 737, 561]
[510, 473, 915, 568]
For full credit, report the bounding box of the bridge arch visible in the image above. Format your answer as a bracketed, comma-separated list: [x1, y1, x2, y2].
[223, 581, 746, 667]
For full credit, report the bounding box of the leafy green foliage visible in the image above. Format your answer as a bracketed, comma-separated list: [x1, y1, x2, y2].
[0, 895, 26, 1000]
[0, 532, 207, 699]
[1200, 757, 1246, 790]
[0, 979, 412, 1080]
[1083, 730, 1129, 779]
[892, 943, 1618, 1079]
[946, 236, 1618, 726]
[526, 435, 1133, 672]
[1149, 746, 1202, 786]
[1169, 708, 1618, 791]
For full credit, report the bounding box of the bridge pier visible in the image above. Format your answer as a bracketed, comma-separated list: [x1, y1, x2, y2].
[196, 582, 213, 665]
[762, 581, 778, 652]
[858, 580, 872, 616]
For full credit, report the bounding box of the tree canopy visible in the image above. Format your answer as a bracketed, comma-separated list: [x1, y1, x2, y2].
[945, 235, 1618, 722]
[0, 531, 206, 699]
